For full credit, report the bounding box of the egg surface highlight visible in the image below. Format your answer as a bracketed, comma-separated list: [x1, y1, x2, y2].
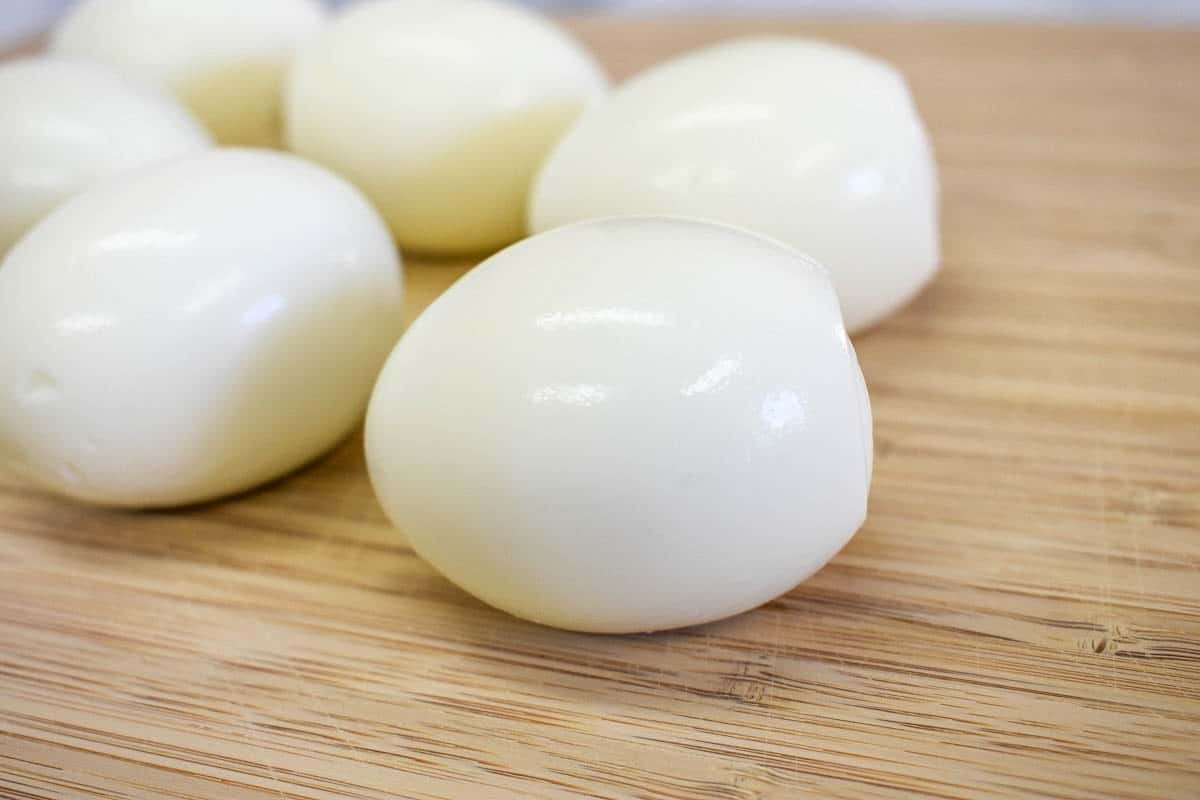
[366, 216, 872, 633]
[51, 0, 327, 147]
[0, 57, 211, 255]
[529, 37, 940, 333]
[0, 149, 404, 508]
[285, 0, 608, 255]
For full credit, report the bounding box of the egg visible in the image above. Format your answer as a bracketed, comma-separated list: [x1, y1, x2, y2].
[285, 0, 608, 255]
[529, 37, 940, 333]
[365, 216, 872, 633]
[50, 0, 327, 147]
[0, 57, 211, 255]
[0, 149, 404, 508]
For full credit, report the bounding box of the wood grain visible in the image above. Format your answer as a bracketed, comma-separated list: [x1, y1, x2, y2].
[2, 18, 1198, 800]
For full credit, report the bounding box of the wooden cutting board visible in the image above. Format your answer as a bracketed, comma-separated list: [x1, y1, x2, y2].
[2, 18, 1198, 800]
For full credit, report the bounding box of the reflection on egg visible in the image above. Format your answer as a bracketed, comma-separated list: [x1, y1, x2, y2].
[0, 150, 404, 508]
[0, 57, 211, 255]
[366, 216, 872, 633]
[530, 37, 940, 332]
[285, 0, 608, 255]
[51, 0, 327, 147]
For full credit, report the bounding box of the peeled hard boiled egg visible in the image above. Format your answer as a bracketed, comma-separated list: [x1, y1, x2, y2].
[530, 37, 940, 333]
[51, 0, 327, 147]
[366, 217, 872, 633]
[0, 57, 210, 255]
[0, 149, 404, 508]
[285, 0, 608, 255]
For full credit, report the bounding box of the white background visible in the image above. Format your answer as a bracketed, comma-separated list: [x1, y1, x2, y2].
[3, 0, 1199, 48]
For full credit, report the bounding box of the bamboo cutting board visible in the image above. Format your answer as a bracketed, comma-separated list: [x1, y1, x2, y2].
[1, 18, 1198, 800]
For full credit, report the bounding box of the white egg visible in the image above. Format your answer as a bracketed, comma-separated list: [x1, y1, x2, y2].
[51, 0, 327, 147]
[0, 57, 211, 255]
[0, 149, 404, 508]
[529, 37, 940, 333]
[365, 217, 872, 633]
[285, 0, 608, 255]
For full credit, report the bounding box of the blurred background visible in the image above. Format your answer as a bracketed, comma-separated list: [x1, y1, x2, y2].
[3, 0, 1199, 48]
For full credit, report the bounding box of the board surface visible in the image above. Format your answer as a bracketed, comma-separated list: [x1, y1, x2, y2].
[2, 18, 1199, 800]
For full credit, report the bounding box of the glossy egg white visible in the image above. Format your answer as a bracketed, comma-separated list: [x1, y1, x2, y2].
[285, 0, 608, 255]
[51, 0, 327, 147]
[0, 57, 211, 255]
[0, 149, 404, 508]
[366, 217, 872, 633]
[530, 37, 940, 333]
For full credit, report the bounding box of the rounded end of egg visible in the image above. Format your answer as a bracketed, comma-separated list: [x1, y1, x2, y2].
[527, 34, 940, 334]
[0, 148, 404, 508]
[51, 0, 328, 147]
[365, 216, 871, 633]
[284, 0, 608, 254]
[0, 56, 212, 256]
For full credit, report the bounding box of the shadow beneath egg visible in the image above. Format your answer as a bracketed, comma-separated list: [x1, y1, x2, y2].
[6, 447, 896, 733]
[2, 430, 406, 581]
